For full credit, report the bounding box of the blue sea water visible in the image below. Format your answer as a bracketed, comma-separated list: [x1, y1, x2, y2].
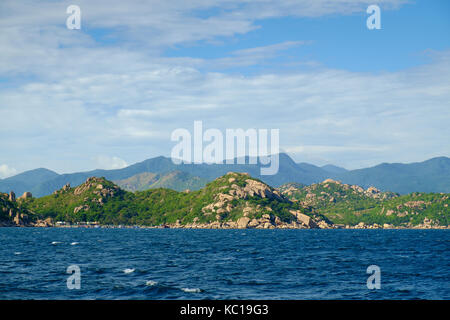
[0, 228, 448, 300]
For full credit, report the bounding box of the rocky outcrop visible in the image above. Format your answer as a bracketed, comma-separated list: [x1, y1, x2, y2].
[0, 191, 34, 226]
[280, 179, 399, 206]
[13, 212, 29, 225]
[322, 179, 342, 185]
[165, 216, 332, 229]
[195, 173, 332, 229]
[237, 217, 250, 229]
[74, 205, 90, 214]
[366, 186, 380, 195]
[403, 201, 429, 209]
[18, 192, 32, 200]
[289, 210, 322, 228]
[34, 218, 53, 227]
[202, 173, 288, 217]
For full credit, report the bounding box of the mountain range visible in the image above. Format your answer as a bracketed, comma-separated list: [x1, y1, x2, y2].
[1, 153, 449, 197]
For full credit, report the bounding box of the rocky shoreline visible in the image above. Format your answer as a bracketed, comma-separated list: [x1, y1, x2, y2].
[2, 220, 448, 229]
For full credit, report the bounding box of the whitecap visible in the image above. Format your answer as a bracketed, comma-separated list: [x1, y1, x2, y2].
[70, 242, 79, 245]
[123, 268, 135, 274]
[14, 252, 22, 255]
[181, 287, 201, 293]
[51, 241, 61, 245]
[145, 280, 158, 286]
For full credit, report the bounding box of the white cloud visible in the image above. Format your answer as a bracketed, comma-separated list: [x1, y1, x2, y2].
[1, 50, 448, 170]
[0, 0, 409, 77]
[94, 156, 128, 170]
[0, 0, 448, 173]
[0, 164, 18, 179]
[206, 41, 311, 68]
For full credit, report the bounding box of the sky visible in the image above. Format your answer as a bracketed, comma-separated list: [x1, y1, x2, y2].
[0, 0, 449, 177]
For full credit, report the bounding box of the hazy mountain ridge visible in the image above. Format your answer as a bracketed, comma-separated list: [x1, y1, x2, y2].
[114, 171, 208, 192]
[321, 164, 349, 174]
[1, 154, 449, 197]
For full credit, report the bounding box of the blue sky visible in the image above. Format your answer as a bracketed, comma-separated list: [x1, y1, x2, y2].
[166, 1, 450, 73]
[0, 0, 449, 177]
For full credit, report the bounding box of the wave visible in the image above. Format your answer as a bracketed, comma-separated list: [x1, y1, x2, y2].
[145, 280, 158, 286]
[181, 287, 202, 293]
[123, 268, 135, 274]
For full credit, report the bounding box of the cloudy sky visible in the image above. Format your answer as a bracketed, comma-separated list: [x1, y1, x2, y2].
[0, 0, 449, 177]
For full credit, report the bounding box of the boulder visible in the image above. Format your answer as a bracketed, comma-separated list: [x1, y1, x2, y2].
[263, 222, 273, 229]
[9, 191, 15, 202]
[318, 221, 331, 229]
[322, 179, 341, 184]
[248, 219, 260, 228]
[237, 217, 250, 229]
[19, 192, 32, 200]
[351, 185, 364, 193]
[274, 216, 282, 225]
[73, 205, 89, 214]
[290, 210, 318, 228]
[35, 218, 53, 227]
[243, 206, 253, 217]
[366, 186, 380, 195]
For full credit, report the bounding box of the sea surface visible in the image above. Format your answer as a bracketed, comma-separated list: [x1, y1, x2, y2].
[0, 228, 448, 300]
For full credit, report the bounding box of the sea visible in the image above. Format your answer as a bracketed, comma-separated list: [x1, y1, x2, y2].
[0, 228, 448, 300]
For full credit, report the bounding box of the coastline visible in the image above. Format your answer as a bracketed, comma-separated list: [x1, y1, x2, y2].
[1, 222, 448, 230]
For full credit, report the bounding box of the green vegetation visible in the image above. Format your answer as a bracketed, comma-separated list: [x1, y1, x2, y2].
[3, 174, 449, 228]
[279, 180, 449, 227]
[20, 173, 311, 226]
[0, 193, 14, 222]
[0, 192, 33, 225]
